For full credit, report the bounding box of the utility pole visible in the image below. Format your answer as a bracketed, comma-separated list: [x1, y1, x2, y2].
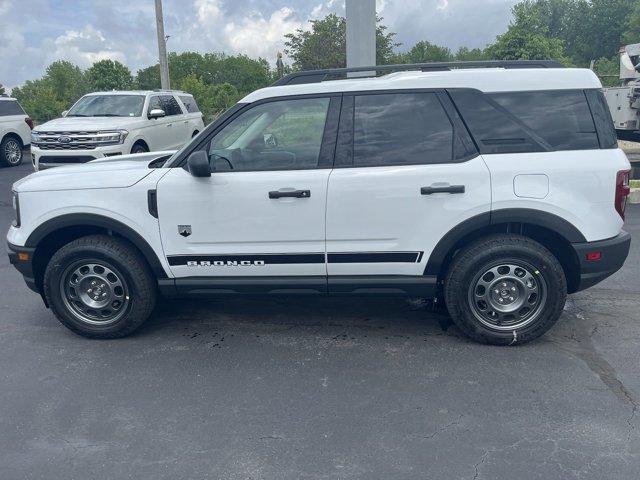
[154, 0, 170, 89]
[346, 0, 376, 77]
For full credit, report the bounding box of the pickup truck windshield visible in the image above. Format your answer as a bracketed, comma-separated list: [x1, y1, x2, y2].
[67, 95, 145, 117]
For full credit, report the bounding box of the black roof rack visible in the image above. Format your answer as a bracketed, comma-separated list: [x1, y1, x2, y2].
[272, 60, 564, 86]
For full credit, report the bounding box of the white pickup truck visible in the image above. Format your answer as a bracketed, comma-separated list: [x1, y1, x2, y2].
[30, 90, 204, 170]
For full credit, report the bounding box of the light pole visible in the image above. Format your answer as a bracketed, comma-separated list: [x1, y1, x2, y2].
[154, 0, 170, 89]
[346, 0, 376, 77]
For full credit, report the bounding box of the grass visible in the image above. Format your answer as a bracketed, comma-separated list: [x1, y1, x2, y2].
[630, 180, 640, 188]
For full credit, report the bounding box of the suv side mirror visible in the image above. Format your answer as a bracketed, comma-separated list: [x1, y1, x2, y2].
[148, 108, 166, 119]
[187, 151, 211, 177]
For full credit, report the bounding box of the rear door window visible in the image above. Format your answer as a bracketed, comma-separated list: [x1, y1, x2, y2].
[352, 92, 454, 167]
[161, 95, 183, 116]
[0, 100, 25, 116]
[488, 90, 599, 151]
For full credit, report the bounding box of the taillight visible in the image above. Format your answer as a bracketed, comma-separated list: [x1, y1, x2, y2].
[25, 117, 34, 130]
[615, 170, 631, 219]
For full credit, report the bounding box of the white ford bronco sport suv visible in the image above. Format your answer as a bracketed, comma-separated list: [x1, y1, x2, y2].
[30, 90, 204, 170]
[7, 61, 632, 345]
[0, 95, 32, 167]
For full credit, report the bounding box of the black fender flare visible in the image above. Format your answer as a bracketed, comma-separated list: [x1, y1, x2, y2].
[424, 208, 586, 276]
[26, 213, 168, 278]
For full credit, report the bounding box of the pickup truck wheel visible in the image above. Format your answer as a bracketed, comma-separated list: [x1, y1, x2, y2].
[1, 136, 23, 167]
[130, 143, 148, 154]
[43, 235, 156, 338]
[444, 234, 566, 345]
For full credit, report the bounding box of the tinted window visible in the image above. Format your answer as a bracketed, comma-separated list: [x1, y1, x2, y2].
[209, 98, 330, 171]
[353, 93, 453, 167]
[0, 100, 25, 116]
[448, 89, 545, 154]
[585, 89, 617, 149]
[67, 95, 145, 117]
[179, 95, 200, 113]
[161, 95, 182, 116]
[489, 90, 599, 150]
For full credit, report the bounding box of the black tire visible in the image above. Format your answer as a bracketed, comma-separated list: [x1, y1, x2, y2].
[444, 234, 566, 346]
[130, 142, 148, 154]
[1, 135, 23, 167]
[43, 235, 156, 338]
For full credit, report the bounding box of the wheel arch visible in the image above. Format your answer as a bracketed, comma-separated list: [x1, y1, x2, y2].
[131, 138, 150, 152]
[425, 209, 584, 293]
[2, 131, 23, 147]
[27, 214, 167, 292]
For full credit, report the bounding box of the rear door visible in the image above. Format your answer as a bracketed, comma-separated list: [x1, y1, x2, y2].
[325, 90, 491, 288]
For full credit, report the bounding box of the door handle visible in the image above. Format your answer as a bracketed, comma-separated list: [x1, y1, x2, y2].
[421, 185, 465, 195]
[268, 189, 311, 199]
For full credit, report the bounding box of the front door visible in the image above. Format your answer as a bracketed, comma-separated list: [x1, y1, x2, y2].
[156, 95, 340, 280]
[326, 91, 491, 284]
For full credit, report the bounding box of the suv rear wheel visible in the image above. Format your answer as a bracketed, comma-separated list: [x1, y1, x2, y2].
[43, 235, 156, 338]
[444, 234, 566, 345]
[1, 136, 22, 167]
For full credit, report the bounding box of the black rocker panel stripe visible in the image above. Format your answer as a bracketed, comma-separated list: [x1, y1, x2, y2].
[328, 252, 422, 263]
[168, 252, 424, 266]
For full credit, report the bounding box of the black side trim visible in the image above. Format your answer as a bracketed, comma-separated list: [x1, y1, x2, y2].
[159, 275, 437, 297]
[7, 242, 38, 293]
[423, 209, 587, 277]
[169, 276, 328, 296]
[26, 214, 168, 278]
[572, 231, 631, 291]
[328, 275, 437, 297]
[490, 208, 586, 243]
[328, 251, 422, 263]
[168, 253, 325, 266]
[147, 189, 158, 218]
[424, 212, 491, 276]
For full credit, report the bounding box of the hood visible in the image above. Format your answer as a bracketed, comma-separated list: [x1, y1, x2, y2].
[35, 116, 142, 131]
[13, 151, 175, 192]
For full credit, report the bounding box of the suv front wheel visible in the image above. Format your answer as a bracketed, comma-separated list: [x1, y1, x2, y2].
[43, 235, 156, 338]
[444, 234, 567, 345]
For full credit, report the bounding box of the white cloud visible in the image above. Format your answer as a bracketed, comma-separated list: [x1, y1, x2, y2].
[49, 25, 127, 68]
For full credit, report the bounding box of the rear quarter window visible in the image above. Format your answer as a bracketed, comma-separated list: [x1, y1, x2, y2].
[0, 100, 25, 116]
[179, 96, 200, 113]
[489, 90, 599, 151]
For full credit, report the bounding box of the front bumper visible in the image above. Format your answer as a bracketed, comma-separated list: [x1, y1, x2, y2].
[31, 145, 125, 171]
[572, 231, 631, 292]
[7, 242, 38, 293]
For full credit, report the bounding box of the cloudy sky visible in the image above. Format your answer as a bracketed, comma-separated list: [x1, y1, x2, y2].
[0, 0, 519, 90]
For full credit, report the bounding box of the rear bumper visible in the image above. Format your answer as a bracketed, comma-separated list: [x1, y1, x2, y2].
[572, 231, 631, 292]
[7, 242, 38, 293]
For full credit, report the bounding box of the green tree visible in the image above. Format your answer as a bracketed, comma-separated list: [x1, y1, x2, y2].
[485, 26, 569, 63]
[45, 60, 87, 106]
[392, 40, 454, 64]
[178, 74, 240, 123]
[0, 84, 5, 95]
[593, 56, 621, 86]
[284, 13, 399, 70]
[622, 0, 640, 44]
[12, 80, 66, 122]
[455, 47, 488, 61]
[85, 59, 133, 91]
[136, 64, 160, 90]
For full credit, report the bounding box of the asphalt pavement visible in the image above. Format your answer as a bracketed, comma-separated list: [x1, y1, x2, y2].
[1, 159, 639, 479]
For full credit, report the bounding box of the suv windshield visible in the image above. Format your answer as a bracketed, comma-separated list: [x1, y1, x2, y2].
[67, 95, 145, 117]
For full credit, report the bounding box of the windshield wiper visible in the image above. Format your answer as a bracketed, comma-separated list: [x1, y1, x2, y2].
[66, 114, 88, 117]
[92, 114, 125, 117]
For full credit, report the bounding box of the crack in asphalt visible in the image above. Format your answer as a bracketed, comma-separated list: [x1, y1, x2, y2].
[423, 414, 464, 440]
[557, 298, 638, 442]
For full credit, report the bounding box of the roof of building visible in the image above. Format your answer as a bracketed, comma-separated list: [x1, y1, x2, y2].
[241, 68, 602, 103]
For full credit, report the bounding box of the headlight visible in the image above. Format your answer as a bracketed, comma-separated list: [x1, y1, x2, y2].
[31, 131, 42, 144]
[11, 191, 20, 228]
[96, 130, 128, 145]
